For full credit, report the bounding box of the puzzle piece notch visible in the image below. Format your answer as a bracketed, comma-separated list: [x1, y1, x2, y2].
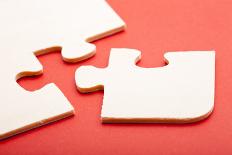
[0, 49, 75, 140]
[75, 48, 215, 123]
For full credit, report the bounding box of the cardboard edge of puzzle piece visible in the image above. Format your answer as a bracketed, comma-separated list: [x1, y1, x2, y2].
[61, 24, 126, 63]
[35, 21, 126, 64]
[0, 84, 75, 140]
[75, 48, 215, 123]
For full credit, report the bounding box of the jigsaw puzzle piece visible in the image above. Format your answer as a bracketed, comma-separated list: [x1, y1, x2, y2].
[0, 0, 126, 63]
[75, 48, 215, 123]
[0, 0, 125, 140]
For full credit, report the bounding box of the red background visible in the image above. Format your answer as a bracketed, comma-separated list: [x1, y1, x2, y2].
[1, 0, 232, 154]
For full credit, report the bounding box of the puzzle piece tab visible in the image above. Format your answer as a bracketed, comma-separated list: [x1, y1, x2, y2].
[76, 48, 215, 123]
[0, 0, 125, 62]
[0, 0, 125, 139]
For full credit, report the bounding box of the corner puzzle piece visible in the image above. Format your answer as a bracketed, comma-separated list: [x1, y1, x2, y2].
[0, 0, 125, 140]
[0, 0, 125, 62]
[76, 48, 215, 123]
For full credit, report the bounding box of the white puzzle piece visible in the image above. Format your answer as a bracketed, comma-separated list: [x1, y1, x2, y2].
[76, 48, 215, 123]
[0, 0, 125, 139]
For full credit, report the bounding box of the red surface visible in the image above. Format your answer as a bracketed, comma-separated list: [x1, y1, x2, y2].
[1, 0, 232, 154]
